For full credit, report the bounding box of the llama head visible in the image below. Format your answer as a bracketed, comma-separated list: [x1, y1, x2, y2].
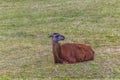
[49, 33, 65, 43]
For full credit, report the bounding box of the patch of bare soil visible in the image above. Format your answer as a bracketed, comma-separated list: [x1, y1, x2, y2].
[105, 46, 120, 54]
[31, 34, 47, 38]
[38, 51, 48, 56]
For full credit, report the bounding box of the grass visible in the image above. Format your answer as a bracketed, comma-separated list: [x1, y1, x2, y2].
[0, 0, 120, 79]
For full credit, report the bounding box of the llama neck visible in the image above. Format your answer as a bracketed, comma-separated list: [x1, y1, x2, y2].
[52, 42, 61, 53]
[52, 41, 62, 63]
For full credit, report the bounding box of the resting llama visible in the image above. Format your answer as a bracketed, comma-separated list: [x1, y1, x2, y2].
[49, 33, 94, 64]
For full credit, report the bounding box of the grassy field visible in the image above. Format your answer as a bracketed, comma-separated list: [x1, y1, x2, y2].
[0, 0, 120, 79]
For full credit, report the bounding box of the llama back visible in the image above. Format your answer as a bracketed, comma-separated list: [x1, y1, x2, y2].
[61, 43, 94, 62]
[77, 44, 94, 61]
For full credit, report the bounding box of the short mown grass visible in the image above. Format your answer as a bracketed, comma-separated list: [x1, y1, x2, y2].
[0, 0, 120, 79]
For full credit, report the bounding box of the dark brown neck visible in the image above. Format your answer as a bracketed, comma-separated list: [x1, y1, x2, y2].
[52, 41, 63, 63]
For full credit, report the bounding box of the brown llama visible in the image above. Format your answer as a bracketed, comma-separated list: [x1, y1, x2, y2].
[49, 33, 95, 64]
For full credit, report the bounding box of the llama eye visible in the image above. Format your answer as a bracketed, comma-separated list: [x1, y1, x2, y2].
[56, 35, 59, 38]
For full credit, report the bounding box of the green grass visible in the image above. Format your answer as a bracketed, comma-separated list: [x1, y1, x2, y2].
[0, 0, 120, 79]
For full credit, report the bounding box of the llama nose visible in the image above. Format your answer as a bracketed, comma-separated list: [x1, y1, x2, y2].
[60, 36, 65, 40]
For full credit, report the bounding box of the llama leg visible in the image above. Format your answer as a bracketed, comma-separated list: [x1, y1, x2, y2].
[66, 58, 76, 63]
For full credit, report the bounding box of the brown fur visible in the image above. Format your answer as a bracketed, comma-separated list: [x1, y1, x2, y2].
[52, 42, 94, 64]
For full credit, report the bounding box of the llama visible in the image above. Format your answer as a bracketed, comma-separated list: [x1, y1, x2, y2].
[49, 33, 95, 64]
